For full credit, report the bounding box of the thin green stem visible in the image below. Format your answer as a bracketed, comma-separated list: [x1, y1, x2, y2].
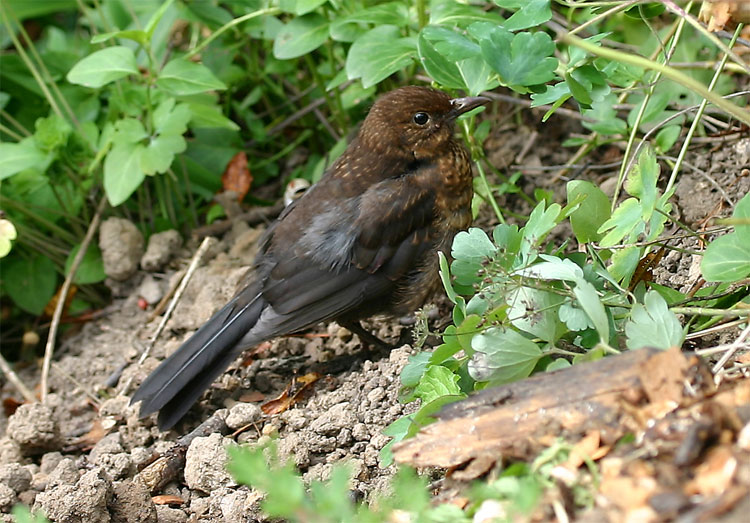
[0, 122, 23, 141]
[666, 23, 743, 194]
[185, 8, 281, 59]
[671, 307, 750, 317]
[0, 109, 31, 137]
[610, 1, 692, 211]
[0, 7, 64, 120]
[559, 31, 750, 126]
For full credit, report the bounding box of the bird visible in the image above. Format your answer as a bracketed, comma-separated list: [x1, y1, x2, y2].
[131, 86, 490, 430]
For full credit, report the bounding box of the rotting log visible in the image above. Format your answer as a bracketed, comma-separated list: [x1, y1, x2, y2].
[393, 347, 694, 469]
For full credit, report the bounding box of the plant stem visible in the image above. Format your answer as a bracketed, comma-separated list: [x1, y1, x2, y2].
[185, 8, 282, 59]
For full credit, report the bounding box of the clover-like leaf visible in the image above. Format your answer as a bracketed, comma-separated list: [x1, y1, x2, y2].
[625, 290, 684, 350]
[480, 28, 557, 90]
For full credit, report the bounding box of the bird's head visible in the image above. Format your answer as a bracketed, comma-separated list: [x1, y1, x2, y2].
[359, 86, 490, 160]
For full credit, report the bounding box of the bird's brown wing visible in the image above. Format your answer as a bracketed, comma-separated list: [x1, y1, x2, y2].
[257, 176, 436, 327]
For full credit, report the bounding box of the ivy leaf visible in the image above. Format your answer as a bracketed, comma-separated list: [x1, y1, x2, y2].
[346, 26, 416, 88]
[469, 327, 542, 383]
[67, 46, 139, 88]
[479, 28, 557, 91]
[156, 59, 226, 96]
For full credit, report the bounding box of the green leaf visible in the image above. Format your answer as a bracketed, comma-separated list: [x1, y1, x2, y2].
[470, 327, 542, 383]
[573, 280, 610, 343]
[701, 233, 750, 282]
[145, 0, 175, 39]
[104, 141, 145, 206]
[67, 46, 139, 88]
[654, 125, 681, 153]
[598, 198, 643, 247]
[450, 227, 496, 285]
[558, 302, 593, 331]
[733, 192, 750, 236]
[507, 286, 565, 342]
[140, 134, 186, 175]
[4, 254, 57, 315]
[34, 114, 72, 152]
[0, 139, 50, 180]
[329, 2, 409, 42]
[187, 102, 240, 130]
[64, 243, 106, 284]
[90, 29, 148, 45]
[480, 28, 557, 91]
[456, 314, 482, 353]
[153, 99, 191, 136]
[400, 351, 432, 387]
[496, 0, 552, 30]
[113, 118, 148, 144]
[417, 32, 464, 89]
[156, 59, 226, 96]
[346, 26, 416, 88]
[625, 290, 684, 350]
[414, 365, 462, 404]
[273, 13, 329, 59]
[291, 0, 328, 15]
[567, 180, 611, 243]
[625, 147, 659, 219]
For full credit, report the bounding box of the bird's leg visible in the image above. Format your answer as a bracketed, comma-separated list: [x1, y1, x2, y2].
[339, 320, 394, 350]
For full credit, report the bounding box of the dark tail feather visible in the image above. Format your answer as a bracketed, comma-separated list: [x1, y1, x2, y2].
[131, 287, 266, 429]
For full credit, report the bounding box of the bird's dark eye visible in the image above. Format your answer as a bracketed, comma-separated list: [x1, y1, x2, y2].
[413, 112, 430, 125]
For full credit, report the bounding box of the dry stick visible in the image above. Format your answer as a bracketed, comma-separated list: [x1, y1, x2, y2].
[119, 236, 214, 396]
[0, 352, 36, 403]
[41, 196, 107, 403]
[712, 321, 750, 377]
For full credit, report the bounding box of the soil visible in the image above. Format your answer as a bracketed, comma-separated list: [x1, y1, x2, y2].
[1, 101, 748, 522]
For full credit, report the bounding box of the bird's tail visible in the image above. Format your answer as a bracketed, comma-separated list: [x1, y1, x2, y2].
[131, 285, 266, 429]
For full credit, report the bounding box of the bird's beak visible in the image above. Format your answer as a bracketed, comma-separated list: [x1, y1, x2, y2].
[447, 96, 491, 120]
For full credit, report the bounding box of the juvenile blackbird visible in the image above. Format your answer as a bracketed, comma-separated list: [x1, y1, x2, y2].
[132, 86, 489, 429]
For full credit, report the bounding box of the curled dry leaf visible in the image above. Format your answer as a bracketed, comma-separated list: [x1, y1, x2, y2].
[685, 445, 738, 497]
[221, 151, 252, 202]
[152, 494, 185, 506]
[261, 372, 322, 415]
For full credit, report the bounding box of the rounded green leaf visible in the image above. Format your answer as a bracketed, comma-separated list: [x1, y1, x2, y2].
[4, 255, 57, 315]
[273, 13, 330, 59]
[156, 59, 226, 96]
[65, 243, 106, 284]
[470, 327, 542, 384]
[701, 233, 750, 282]
[67, 46, 139, 88]
[567, 180, 611, 243]
[104, 141, 145, 206]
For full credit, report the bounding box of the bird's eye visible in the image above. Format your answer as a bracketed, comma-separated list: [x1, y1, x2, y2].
[413, 112, 430, 125]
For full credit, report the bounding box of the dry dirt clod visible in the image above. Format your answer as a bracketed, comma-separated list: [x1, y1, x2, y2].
[100, 218, 144, 281]
[0, 463, 31, 494]
[34, 468, 113, 523]
[183, 433, 237, 493]
[140, 229, 182, 271]
[110, 477, 157, 523]
[7, 403, 62, 456]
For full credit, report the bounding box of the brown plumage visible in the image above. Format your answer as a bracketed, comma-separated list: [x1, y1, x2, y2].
[131, 86, 489, 429]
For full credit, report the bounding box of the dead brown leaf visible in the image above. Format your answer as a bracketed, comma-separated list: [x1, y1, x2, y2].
[684, 445, 738, 497]
[629, 246, 666, 291]
[152, 494, 185, 506]
[44, 284, 78, 318]
[261, 372, 322, 415]
[221, 151, 252, 202]
[564, 430, 601, 471]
